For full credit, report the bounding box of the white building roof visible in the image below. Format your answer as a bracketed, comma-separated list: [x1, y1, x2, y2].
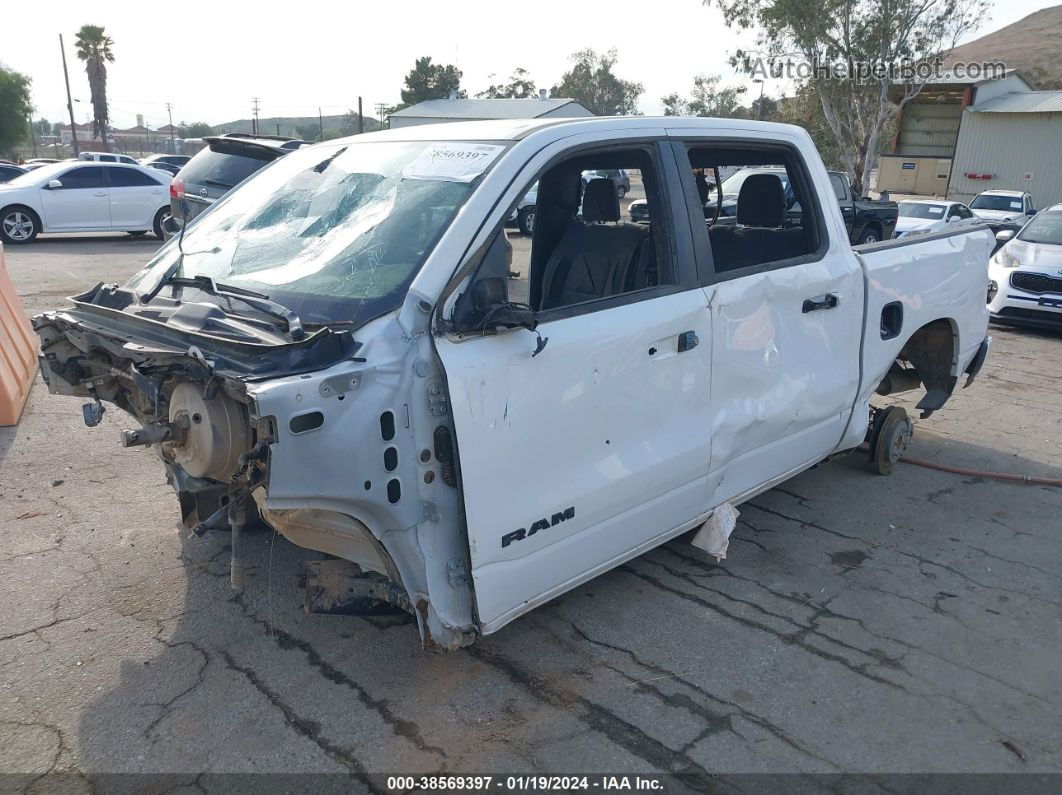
[388, 98, 590, 120]
[971, 91, 1062, 113]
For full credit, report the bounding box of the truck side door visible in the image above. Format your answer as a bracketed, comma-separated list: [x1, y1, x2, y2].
[830, 172, 855, 237]
[670, 135, 864, 504]
[434, 137, 713, 633]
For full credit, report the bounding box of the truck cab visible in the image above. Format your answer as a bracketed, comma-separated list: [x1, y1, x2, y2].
[34, 117, 993, 650]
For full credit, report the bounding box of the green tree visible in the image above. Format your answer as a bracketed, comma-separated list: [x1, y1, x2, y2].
[74, 24, 115, 152]
[551, 49, 642, 115]
[34, 117, 51, 135]
[295, 123, 320, 142]
[177, 121, 213, 138]
[707, 0, 987, 194]
[0, 65, 33, 157]
[661, 75, 747, 118]
[477, 68, 537, 99]
[750, 94, 778, 120]
[394, 56, 463, 111]
[775, 87, 842, 169]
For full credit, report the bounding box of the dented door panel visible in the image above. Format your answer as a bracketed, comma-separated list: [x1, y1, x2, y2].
[702, 251, 863, 506]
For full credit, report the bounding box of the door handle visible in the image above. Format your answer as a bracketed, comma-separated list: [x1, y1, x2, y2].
[802, 293, 839, 313]
[677, 330, 699, 352]
[93, 191, 107, 197]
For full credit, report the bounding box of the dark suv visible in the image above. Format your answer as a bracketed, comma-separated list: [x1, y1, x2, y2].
[164, 133, 309, 237]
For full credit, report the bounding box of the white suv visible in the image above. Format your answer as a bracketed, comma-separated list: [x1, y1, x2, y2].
[77, 152, 139, 165]
[988, 203, 1062, 329]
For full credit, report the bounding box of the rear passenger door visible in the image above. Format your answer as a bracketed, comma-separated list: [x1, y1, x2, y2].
[670, 135, 864, 505]
[435, 137, 714, 633]
[104, 166, 167, 229]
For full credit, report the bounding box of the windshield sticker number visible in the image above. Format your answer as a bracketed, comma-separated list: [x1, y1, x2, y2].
[403, 143, 504, 183]
[929, 207, 943, 214]
[1010, 201, 1023, 210]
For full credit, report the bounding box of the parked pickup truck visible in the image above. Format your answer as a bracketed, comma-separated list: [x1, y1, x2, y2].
[33, 117, 993, 650]
[827, 171, 898, 244]
[629, 167, 897, 244]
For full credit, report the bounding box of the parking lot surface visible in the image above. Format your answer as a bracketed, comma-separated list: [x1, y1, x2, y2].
[1, 233, 1061, 786]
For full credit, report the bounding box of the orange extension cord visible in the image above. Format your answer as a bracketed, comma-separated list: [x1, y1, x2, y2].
[899, 456, 1062, 487]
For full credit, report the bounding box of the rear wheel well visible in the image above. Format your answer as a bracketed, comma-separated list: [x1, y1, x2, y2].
[896, 318, 959, 416]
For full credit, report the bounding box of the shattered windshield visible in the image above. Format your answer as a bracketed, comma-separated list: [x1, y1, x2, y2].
[128, 140, 506, 326]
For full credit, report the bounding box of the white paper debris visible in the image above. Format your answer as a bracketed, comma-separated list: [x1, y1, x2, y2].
[691, 502, 740, 561]
[402, 143, 505, 183]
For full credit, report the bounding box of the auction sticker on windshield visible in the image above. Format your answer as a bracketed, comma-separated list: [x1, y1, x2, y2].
[403, 143, 505, 182]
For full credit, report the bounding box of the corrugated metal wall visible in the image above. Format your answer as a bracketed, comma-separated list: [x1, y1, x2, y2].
[949, 111, 1062, 207]
[896, 102, 964, 157]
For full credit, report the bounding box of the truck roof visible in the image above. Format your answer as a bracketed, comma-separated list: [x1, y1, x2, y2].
[976, 189, 1028, 197]
[332, 116, 810, 145]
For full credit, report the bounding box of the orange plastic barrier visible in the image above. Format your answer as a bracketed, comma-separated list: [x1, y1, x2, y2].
[0, 243, 38, 426]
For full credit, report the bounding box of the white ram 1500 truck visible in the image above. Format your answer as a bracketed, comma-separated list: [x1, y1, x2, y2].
[34, 117, 993, 650]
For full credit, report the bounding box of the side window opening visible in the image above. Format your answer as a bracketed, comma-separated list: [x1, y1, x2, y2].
[830, 174, 848, 201]
[685, 145, 820, 275]
[453, 146, 672, 331]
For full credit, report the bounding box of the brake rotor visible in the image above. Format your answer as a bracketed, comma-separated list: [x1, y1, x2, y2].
[167, 382, 250, 481]
[872, 405, 913, 475]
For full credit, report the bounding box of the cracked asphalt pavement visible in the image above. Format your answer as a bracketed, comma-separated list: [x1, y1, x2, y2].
[1, 234, 1061, 787]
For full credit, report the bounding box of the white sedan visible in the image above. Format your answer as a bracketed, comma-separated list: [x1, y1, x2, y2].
[894, 199, 979, 238]
[0, 161, 171, 244]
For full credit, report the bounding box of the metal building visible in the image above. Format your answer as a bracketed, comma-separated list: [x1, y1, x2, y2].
[388, 92, 594, 129]
[877, 72, 1032, 196]
[948, 91, 1062, 208]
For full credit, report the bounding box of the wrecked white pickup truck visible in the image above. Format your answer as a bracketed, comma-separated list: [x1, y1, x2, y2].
[34, 117, 992, 650]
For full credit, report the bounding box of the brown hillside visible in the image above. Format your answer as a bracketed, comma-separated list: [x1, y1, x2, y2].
[943, 5, 1062, 89]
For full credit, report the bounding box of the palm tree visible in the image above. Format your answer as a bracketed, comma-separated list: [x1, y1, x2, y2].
[74, 25, 114, 152]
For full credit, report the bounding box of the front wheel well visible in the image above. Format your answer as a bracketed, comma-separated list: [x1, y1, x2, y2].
[0, 203, 42, 230]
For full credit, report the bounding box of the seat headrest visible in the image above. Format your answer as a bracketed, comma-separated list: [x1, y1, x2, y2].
[737, 173, 786, 228]
[582, 178, 620, 223]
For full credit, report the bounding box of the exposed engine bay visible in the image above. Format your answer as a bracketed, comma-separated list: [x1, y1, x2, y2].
[34, 283, 477, 651]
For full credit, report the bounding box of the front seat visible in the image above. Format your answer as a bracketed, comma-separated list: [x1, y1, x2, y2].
[538, 178, 647, 310]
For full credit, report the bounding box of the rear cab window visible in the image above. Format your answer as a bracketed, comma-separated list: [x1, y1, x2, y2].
[672, 140, 826, 282]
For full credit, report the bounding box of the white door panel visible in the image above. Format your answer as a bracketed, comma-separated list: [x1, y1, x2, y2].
[438, 289, 712, 631]
[109, 186, 163, 228]
[38, 165, 110, 230]
[704, 254, 863, 504]
[106, 167, 167, 228]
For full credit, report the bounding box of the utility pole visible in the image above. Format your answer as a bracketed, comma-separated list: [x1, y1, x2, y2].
[26, 114, 38, 157]
[318, 107, 324, 141]
[358, 96, 364, 134]
[165, 102, 176, 152]
[251, 97, 261, 135]
[59, 34, 79, 156]
[375, 103, 388, 127]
